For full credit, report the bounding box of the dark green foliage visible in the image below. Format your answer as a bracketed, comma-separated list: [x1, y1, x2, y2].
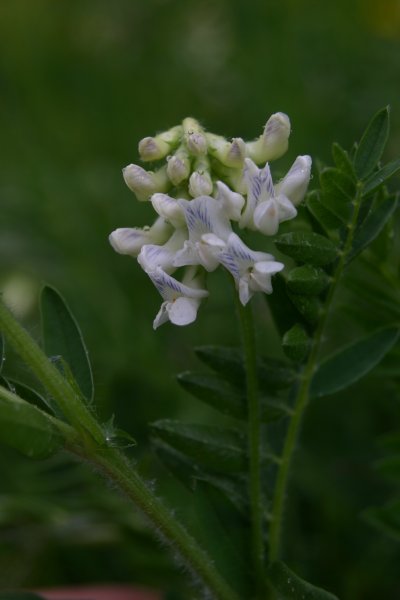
[287, 292, 321, 326]
[331, 143, 356, 180]
[0, 594, 47, 600]
[363, 160, 400, 195]
[41, 285, 94, 403]
[282, 324, 311, 363]
[287, 265, 330, 295]
[267, 561, 339, 600]
[310, 327, 400, 398]
[354, 106, 390, 179]
[306, 191, 343, 232]
[348, 194, 398, 262]
[319, 167, 355, 222]
[0, 395, 62, 459]
[150, 420, 247, 474]
[275, 232, 338, 266]
[0, 334, 4, 375]
[177, 371, 289, 422]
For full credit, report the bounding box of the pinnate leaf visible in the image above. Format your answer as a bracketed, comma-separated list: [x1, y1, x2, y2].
[354, 106, 390, 179]
[267, 561, 339, 600]
[41, 285, 93, 402]
[310, 326, 400, 398]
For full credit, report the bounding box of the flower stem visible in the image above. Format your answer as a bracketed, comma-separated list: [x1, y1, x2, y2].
[235, 296, 264, 595]
[268, 184, 364, 562]
[0, 300, 239, 600]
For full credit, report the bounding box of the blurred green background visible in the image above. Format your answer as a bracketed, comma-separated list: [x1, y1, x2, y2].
[1, 0, 400, 598]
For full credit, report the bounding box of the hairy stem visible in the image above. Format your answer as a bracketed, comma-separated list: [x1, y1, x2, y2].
[0, 300, 239, 600]
[268, 184, 363, 562]
[235, 297, 264, 595]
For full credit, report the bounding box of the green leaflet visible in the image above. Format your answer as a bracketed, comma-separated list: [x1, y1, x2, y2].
[348, 195, 398, 263]
[287, 265, 330, 295]
[195, 346, 296, 391]
[267, 561, 339, 600]
[331, 142, 356, 180]
[265, 273, 300, 335]
[150, 420, 247, 473]
[363, 159, 400, 196]
[41, 285, 94, 403]
[287, 292, 321, 326]
[177, 371, 289, 422]
[0, 390, 63, 459]
[275, 232, 338, 266]
[310, 326, 400, 398]
[354, 106, 390, 179]
[306, 190, 343, 232]
[319, 167, 355, 222]
[282, 324, 311, 363]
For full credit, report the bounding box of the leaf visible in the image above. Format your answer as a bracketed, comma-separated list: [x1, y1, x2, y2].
[177, 372, 244, 417]
[0, 391, 63, 459]
[282, 324, 311, 363]
[41, 285, 93, 402]
[267, 561, 339, 600]
[7, 379, 52, 413]
[287, 265, 330, 295]
[287, 292, 321, 326]
[320, 168, 356, 201]
[332, 142, 356, 180]
[354, 106, 390, 179]
[195, 346, 296, 391]
[310, 326, 400, 398]
[363, 159, 400, 196]
[150, 420, 246, 473]
[275, 232, 338, 266]
[265, 273, 300, 336]
[306, 191, 343, 232]
[348, 195, 398, 263]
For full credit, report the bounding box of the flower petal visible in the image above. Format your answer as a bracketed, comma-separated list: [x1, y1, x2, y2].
[153, 301, 171, 329]
[215, 181, 245, 221]
[151, 193, 186, 227]
[253, 199, 280, 236]
[167, 297, 201, 326]
[147, 267, 208, 302]
[240, 159, 275, 229]
[275, 155, 312, 206]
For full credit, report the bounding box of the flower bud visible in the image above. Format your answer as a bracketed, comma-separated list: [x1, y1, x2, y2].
[151, 193, 186, 227]
[167, 150, 191, 186]
[189, 170, 213, 197]
[138, 137, 170, 161]
[122, 164, 169, 201]
[109, 217, 173, 257]
[183, 117, 207, 155]
[246, 112, 291, 163]
[275, 155, 312, 206]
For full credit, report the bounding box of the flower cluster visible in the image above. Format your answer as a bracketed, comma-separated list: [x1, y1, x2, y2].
[109, 115, 312, 328]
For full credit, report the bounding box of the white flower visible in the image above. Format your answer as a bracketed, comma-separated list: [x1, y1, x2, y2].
[246, 112, 291, 164]
[218, 232, 284, 305]
[151, 193, 186, 228]
[275, 155, 312, 206]
[215, 181, 245, 221]
[122, 164, 169, 201]
[147, 267, 209, 329]
[138, 228, 187, 273]
[109, 217, 173, 257]
[173, 196, 232, 271]
[239, 158, 298, 235]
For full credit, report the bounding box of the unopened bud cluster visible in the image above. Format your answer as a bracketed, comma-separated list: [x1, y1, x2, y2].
[110, 115, 312, 328]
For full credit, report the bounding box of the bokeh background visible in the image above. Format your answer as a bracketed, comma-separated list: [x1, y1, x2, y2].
[1, 0, 400, 598]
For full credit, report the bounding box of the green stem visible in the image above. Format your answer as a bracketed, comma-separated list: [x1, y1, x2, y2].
[235, 296, 264, 595]
[0, 301, 239, 600]
[0, 300, 104, 444]
[268, 184, 364, 562]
